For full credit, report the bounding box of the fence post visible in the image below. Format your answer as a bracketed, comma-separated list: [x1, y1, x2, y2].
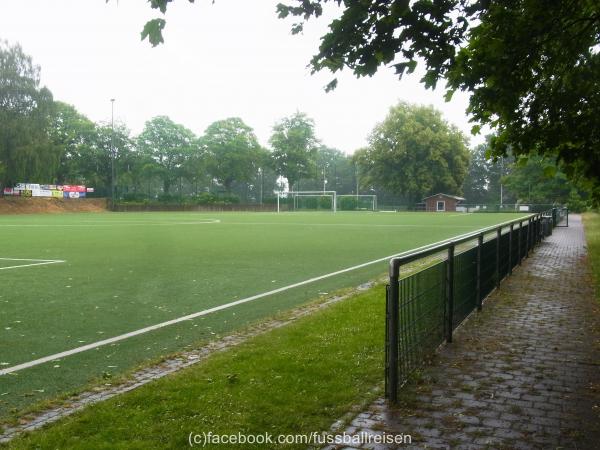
[496, 228, 501, 289]
[525, 217, 531, 258]
[508, 224, 514, 275]
[386, 261, 400, 403]
[384, 285, 389, 398]
[476, 233, 483, 311]
[518, 221, 523, 265]
[446, 243, 455, 343]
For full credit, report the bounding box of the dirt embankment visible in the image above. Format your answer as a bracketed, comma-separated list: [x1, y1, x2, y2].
[0, 197, 108, 214]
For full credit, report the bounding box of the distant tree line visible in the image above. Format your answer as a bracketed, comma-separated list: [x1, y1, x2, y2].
[461, 136, 591, 211]
[1, 40, 591, 209]
[0, 41, 364, 204]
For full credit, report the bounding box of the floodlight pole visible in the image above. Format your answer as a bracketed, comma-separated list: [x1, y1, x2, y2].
[110, 98, 115, 210]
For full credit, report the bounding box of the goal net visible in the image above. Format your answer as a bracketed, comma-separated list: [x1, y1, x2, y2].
[336, 195, 377, 211]
[277, 191, 337, 212]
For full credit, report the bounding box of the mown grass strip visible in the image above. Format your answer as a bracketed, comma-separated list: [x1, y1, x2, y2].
[583, 212, 600, 302]
[4, 285, 386, 449]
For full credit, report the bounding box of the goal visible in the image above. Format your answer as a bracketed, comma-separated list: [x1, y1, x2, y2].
[336, 195, 377, 211]
[277, 191, 337, 213]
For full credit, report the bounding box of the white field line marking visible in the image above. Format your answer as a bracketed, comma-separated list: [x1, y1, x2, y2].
[219, 222, 477, 229]
[0, 257, 62, 261]
[0, 258, 65, 271]
[0, 219, 524, 376]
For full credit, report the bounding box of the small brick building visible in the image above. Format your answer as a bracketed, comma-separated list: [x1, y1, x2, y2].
[423, 193, 465, 212]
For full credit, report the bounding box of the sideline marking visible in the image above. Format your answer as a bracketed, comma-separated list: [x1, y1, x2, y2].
[218, 222, 479, 229]
[0, 218, 525, 376]
[0, 258, 65, 271]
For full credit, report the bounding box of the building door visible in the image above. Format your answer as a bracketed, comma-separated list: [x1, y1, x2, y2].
[437, 200, 445, 212]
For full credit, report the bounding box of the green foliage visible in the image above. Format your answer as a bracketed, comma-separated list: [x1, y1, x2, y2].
[355, 101, 470, 202]
[137, 115, 197, 194]
[339, 196, 358, 211]
[0, 40, 56, 188]
[137, 0, 600, 200]
[48, 101, 98, 184]
[200, 117, 263, 192]
[120, 190, 242, 206]
[140, 18, 166, 46]
[583, 212, 600, 302]
[288, 194, 333, 210]
[277, 0, 600, 202]
[502, 154, 590, 211]
[269, 111, 319, 190]
[275, 1, 600, 197]
[461, 137, 505, 204]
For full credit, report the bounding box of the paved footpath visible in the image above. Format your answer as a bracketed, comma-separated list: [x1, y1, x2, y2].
[330, 214, 600, 449]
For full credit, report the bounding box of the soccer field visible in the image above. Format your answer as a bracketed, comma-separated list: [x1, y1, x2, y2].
[0, 211, 525, 417]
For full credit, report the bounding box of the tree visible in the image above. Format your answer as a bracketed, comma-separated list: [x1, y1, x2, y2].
[354, 102, 470, 203]
[137, 116, 197, 194]
[0, 40, 56, 188]
[77, 122, 133, 196]
[461, 138, 507, 205]
[200, 118, 262, 193]
[503, 155, 590, 210]
[48, 101, 97, 184]
[269, 112, 319, 190]
[138, 1, 600, 202]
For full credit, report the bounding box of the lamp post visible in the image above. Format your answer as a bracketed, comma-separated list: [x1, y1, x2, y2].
[110, 98, 115, 209]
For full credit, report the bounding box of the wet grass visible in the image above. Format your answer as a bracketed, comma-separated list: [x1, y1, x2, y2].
[583, 212, 600, 302]
[4, 285, 386, 449]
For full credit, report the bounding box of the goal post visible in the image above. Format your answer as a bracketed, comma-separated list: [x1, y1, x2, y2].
[337, 194, 377, 211]
[277, 191, 337, 213]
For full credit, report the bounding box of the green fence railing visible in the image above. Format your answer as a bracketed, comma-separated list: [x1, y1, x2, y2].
[385, 210, 561, 402]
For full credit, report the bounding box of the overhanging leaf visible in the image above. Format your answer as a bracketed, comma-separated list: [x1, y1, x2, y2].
[141, 18, 166, 47]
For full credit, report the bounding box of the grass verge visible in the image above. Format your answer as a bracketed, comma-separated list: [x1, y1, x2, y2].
[3, 284, 386, 449]
[583, 211, 600, 302]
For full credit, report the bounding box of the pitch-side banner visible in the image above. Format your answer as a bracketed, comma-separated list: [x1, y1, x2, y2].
[32, 189, 53, 197]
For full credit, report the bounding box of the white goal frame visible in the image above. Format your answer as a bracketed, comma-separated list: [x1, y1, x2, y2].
[277, 191, 337, 213]
[336, 194, 378, 211]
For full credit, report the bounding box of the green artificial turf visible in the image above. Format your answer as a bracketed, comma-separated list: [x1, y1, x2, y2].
[0, 211, 525, 418]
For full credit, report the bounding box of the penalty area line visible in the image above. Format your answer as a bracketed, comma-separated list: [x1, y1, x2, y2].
[0, 259, 65, 271]
[0, 224, 504, 376]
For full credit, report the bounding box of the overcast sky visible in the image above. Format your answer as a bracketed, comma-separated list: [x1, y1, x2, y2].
[1, 0, 486, 154]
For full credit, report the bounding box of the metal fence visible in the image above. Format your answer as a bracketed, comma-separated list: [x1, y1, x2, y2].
[555, 206, 569, 227]
[385, 210, 562, 402]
